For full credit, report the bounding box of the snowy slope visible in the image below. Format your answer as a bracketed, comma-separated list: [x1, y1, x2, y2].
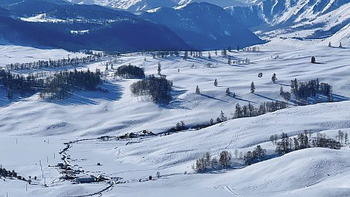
[1, 37, 350, 196]
[67, 0, 247, 12]
[326, 23, 350, 46]
[227, 0, 350, 42]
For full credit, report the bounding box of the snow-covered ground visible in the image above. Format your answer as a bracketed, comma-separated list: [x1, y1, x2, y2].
[0, 44, 86, 69]
[1, 39, 350, 196]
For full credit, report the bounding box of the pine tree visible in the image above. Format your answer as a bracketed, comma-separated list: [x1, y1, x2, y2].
[196, 85, 201, 95]
[183, 51, 188, 60]
[272, 73, 277, 83]
[226, 88, 230, 95]
[209, 118, 214, 125]
[219, 151, 231, 168]
[214, 79, 218, 87]
[157, 63, 162, 75]
[235, 103, 243, 118]
[311, 56, 316, 63]
[250, 81, 255, 93]
[218, 111, 227, 122]
[345, 132, 348, 144]
[222, 49, 227, 56]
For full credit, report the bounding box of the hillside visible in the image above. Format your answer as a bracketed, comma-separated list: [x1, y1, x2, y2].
[1, 41, 350, 196]
[142, 2, 263, 50]
[1, 0, 350, 196]
[0, 1, 191, 52]
[226, 0, 350, 43]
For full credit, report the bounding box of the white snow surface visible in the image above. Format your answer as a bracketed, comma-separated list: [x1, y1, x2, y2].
[1, 39, 350, 196]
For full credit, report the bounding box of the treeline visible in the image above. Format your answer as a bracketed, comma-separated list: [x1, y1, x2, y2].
[243, 145, 266, 165]
[193, 145, 268, 172]
[5, 53, 104, 71]
[272, 131, 342, 156]
[281, 78, 333, 102]
[0, 166, 27, 182]
[193, 151, 232, 172]
[130, 75, 173, 105]
[194, 130, 345, 173]
[233, 101, 288, 119]
[0, 70, 41, 98]
[40, 70, 101, 100]
[115, 65, 145, 79]
[160, 101, 289, 138]
[148, 51, 180, 59]
[0, 69, 101, 100]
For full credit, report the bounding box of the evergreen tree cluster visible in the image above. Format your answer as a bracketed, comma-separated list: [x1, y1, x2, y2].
[0, 70, 42, 98]
[167, 121, 186, 133]
[242, 46, 260, 52]
[130, 75, 173, 105]
[274, 131, 341, 156]
[0, 166, 27, 182]
[150, 51, 180, 59]
[182, 51, 204, 60]
[115, 65, 145, 79]
[1, 69, 102, 100]
[40, 69, 102, 100]
[289, 78, 332, 101]
[5, 54, 103, 71]
[193, 151, 232, 173]
[312, 133, 341, 149]
[234, 101, 288, 119]
[243, 145, 267, 165]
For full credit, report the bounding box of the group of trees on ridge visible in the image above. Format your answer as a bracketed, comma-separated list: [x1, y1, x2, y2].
[273, 131, 344, 155]
[40, 69, 101, 100]
[4, 54, 104, 71]
[115, 64, 145, 79]
[194, 130, 346, 173]
[0, 69, 102, 100]
[130, 75, 173, 105]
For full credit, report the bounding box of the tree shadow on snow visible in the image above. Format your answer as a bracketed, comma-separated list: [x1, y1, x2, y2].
[166, 88, 191, 110]
[200, 93, 229, 103]
[51, 82, 123, 106]
[275, 81, 291, 87]
[227, 94, 256, 104]
[254, 93, 280, 102]
[332, 93, 349, 102]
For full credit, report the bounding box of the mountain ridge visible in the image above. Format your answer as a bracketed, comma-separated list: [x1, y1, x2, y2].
[142, 2, 263, 50]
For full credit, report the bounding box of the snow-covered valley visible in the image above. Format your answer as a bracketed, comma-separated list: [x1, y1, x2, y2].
[1, 37, 350, 196]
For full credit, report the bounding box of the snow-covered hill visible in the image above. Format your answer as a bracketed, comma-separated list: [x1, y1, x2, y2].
[326, 23, 350, 46]
[67, 0, 247, 12]
[1, 34, 350, 196]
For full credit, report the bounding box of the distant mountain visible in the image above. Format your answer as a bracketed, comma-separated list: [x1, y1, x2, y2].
[66, 0, 246, 12]
[142, 2, 263, 50]
[226, 0, 350, 41]
[0, 2, 191, 52]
